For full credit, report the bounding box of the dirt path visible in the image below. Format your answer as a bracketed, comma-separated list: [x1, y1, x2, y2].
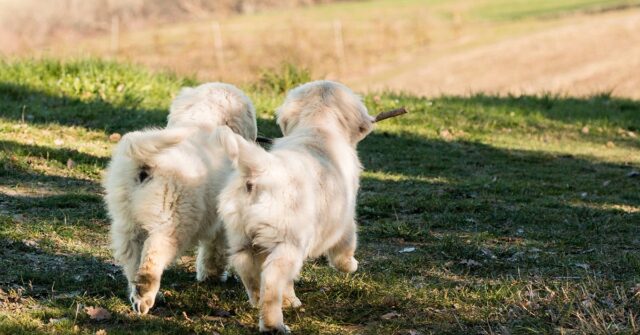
[356, 9, 640, 99]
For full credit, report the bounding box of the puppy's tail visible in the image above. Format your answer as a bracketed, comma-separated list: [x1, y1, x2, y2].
[215, 126, 269, 175]
[119, 128, 192, 164]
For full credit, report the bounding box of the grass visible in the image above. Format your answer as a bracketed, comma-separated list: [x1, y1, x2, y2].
[0, 58, 639, 334]
[475, 0, 640, 20]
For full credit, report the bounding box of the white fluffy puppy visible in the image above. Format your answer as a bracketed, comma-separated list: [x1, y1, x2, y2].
[216, 80, 374, 332]
[103, 83, 257, 315]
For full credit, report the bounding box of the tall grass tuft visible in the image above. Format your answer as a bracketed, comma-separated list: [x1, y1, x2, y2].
[257, 63, 312, 94]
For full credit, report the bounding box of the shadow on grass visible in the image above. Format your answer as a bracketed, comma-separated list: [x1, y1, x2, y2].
[0, 139, 106, 223]
[0, 82, 167, 133]
[0, 237, 120, 294]
[361, 132, 640, 216]
[0, 82, 283, 137]
[0, 139, 104, 188]
[443, 93, 640, 128]
[358, 132, 639, 279]
[0, 140, 109, 167]
[0, 234, 249, 334]
[383, 91, 640, 129]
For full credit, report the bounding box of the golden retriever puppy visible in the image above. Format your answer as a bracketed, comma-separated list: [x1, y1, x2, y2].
[216, 80, 374, 332]
[103, 83, 257, 315]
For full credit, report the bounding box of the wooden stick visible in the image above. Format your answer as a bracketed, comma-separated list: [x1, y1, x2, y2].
[373, 107, 407, 122]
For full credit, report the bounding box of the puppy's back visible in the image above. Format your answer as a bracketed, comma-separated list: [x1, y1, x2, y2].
[168, 82, 257, 141]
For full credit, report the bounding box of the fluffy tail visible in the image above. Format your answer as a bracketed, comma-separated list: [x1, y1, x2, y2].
[214, 126, 269, 176]
[119, 128, 193, 164]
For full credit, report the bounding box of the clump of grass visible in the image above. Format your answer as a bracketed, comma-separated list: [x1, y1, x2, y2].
[256, 63, 312, 94]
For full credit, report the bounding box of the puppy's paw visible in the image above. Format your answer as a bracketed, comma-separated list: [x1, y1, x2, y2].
[195, 265, 213, 282]
[196, 257, 228, 282]
[218, 270, 229, 282]
[197, 267, 229, 282]
[129, 276, 159, 315]
[282, 295, 302, 309]
[332, 256, 358, 273]
[259, 319, 290, 334]
[129, 289, 155, 315]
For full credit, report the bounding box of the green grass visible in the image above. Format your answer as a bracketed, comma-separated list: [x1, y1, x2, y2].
[0, 59, 639, 334]
[474, 0, 640, 20]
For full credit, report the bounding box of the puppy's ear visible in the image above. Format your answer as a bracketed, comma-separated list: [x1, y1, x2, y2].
[215, 126, 268, 176]
[169, 87, 197, 111]
[358, 122, 372, 136]
[353, 116, 375, 142]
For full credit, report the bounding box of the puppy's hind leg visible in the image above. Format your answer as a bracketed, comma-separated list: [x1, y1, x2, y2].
[259, 244, 303, 333]
[131, 232, 178, 315]
[111, 226, 143, 303]
[196, 224, 228, 282]
[326, 222, 359, 273]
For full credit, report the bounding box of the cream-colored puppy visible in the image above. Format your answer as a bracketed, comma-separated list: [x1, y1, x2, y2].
[103, 83, 257, 315]
[216, 80, 374, 333]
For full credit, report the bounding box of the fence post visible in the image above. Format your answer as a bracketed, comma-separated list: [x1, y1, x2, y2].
[333, 19, 346, 76]
[110, 15, 120, 56]
[212, 21, 225, 72]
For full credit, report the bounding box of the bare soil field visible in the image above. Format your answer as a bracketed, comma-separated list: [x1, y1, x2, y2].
[356, 8, 640, 98]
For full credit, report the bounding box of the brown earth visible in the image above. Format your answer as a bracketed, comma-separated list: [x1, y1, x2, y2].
[356, 9, 640, 98]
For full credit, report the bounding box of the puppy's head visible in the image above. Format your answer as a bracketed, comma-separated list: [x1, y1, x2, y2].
[276, 80, 374, 144]
[215, 126, 276, 235]
[168, 82, 257, 141]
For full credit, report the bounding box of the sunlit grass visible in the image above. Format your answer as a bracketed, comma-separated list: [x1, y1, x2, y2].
[476, 0, 640, 20]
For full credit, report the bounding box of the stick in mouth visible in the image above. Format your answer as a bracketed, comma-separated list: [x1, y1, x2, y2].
[373, 107, 408, 123]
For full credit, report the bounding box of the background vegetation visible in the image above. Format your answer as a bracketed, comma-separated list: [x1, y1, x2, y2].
[3, 0, 640, 97]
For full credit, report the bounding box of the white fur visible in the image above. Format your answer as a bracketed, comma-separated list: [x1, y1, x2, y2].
[168, 83, 257, 139]
[103, 82, 257, 315]
[216, 80, 374, 332]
